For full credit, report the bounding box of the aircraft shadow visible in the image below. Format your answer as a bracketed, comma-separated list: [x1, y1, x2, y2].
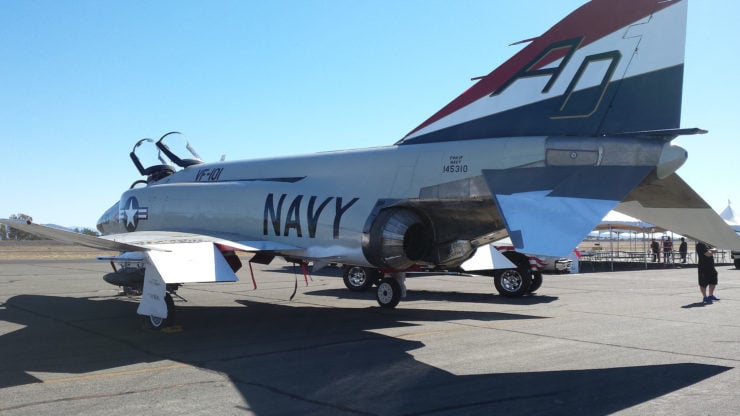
[306, 288, 559, 306]
[0, 294, 730, 415]
[270, 264, 559, 305]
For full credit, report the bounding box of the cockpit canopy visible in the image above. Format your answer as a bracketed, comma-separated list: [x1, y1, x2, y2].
[129, 132, 203, 185]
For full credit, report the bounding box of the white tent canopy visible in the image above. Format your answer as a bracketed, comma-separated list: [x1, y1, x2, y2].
[595, 211, 657, 233]
[720, 200, 740, 231]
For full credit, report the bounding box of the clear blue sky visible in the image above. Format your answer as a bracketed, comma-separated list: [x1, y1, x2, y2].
[1, 0, 737, 228]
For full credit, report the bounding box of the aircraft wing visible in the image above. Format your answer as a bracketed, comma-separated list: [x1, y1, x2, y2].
[616, 173, 740, 250]
[0, 219, 148, 252]
[97, 230, 301, 253]
[0, 219, 302, 253]
[0, 218, 308, 319]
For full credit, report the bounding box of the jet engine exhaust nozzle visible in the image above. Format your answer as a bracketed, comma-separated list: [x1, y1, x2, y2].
[363, 208, 433, 270]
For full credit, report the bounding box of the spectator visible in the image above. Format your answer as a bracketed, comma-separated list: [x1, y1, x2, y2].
[651, 238, 660, 262]
[696, 241, 719, 304]
[663, 236, 673, 264]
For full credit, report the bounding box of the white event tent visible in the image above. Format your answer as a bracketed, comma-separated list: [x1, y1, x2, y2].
[720, 201, 740, 232]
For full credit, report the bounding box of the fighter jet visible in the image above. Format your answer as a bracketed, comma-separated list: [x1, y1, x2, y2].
[4, 0, 738, 329]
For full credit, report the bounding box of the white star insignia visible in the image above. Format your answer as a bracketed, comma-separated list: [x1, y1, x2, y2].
[124, 200, 138, 227]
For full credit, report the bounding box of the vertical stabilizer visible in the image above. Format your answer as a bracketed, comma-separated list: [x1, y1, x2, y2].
[399, 0, 687, 144]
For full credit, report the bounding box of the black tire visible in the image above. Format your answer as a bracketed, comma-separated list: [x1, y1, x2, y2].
[376, 277, 401, 308]
[144, 293, 175, 330]
[529, 272, 543, 293]
[735, 258, 740, 269]
[493, 251, 532, 297]
[343, 266, 381, 291]
[165, 292, 175, 324]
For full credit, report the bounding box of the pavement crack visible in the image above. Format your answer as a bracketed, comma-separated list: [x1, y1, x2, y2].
[399, 391, 561, 416]
[0, 380, 220, 412]
[230, 378, 379, 416]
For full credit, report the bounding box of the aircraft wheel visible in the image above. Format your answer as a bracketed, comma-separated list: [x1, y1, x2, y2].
[343, 266, 381, 292]
[376, 277, 401, 308]
[145, 314, 165, 330]
[529, 272, 543, 293]
[493, 251, 532, 297]
[144, 293, 175, 330]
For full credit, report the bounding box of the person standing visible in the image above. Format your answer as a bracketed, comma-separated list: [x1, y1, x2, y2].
[679, 237, 688, 263]
[651, 238, 660, 262]
[696, 241, 719, 304]
[663, 236, 673, 264]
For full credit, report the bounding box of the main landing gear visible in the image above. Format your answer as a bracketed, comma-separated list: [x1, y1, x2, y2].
[342, 265, 382, 292]
[145, 292, 175, 330]
[492, 251, 542, 297]
[344, 251, 540, 309]
[103, 265, 178, 330]
[376, 273, 406, 308]
[143, 286, 181, 331]
[341, 265, 405, 308]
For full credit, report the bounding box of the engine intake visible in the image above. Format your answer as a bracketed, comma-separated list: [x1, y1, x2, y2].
[363, 208, 433, 270]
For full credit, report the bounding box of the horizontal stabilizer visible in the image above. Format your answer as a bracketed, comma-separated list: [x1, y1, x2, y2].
[483, 166, 652, 256]
[616, 174, 740, 250]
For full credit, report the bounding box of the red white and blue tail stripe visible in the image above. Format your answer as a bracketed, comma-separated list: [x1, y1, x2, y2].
[399, 0, 687, 145]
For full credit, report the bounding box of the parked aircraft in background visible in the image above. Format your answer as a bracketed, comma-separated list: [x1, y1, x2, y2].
[4, 0, 739, 329]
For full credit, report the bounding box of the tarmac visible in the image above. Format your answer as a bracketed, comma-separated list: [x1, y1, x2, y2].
[0, 258, 738, 415]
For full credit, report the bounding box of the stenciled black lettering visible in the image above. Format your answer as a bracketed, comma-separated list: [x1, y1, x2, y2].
[263, 193, 287, 236]
[307, 196, 333, 238]
[491, 37, 583, 97]
[208, 168, 219, 181]
[283, 195, 303, 237]
[199, 168, 211, 181]
[333, 197, 359, 239]
[552, 50, 621, 119]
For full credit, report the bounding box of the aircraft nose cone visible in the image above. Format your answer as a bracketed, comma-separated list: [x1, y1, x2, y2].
[657, 144, 688, 179]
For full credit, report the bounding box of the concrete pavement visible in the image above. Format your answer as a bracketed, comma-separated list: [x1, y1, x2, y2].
[1, 258, 738, 415]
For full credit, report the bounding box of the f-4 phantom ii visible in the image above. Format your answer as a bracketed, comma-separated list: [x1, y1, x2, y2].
[4, 0, 739, 329]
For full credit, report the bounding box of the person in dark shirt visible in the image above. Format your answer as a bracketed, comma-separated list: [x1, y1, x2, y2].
[679, 237, 688, 263]
[696, 241, 719, 304]
[651, 238, 660, 262]
[663, 236, 673, 264]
